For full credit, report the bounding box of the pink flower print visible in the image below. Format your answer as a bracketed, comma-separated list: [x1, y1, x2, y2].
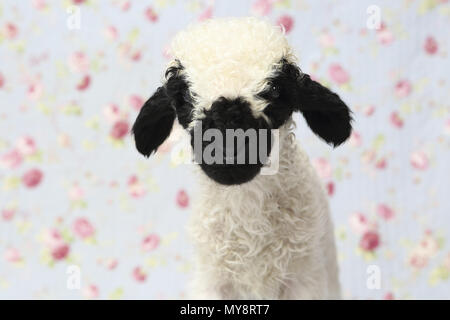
[162, 44, 173, 60]
[410, 151, 429, 170]
[408, 233, 439, 269]
[27, 81, 43, 101]
[444, 119, 450, 135]
[105, 258, 118, 270]
[32, 0, 47, 10]
[68, 52, 89, 73]
[251, 0, 273, 16]
[0, 149, 23, 169]
[328, 64, 350, 85]
[68, 183, 84, 201]
[375, 158, 387, 170]
[360, 231, 380, 252]
[58, 133, 72, 148]
[390, 112, 404, 128]
[2, 208, 16, 221]
[43, 228, 70, 261]
[319, 32, 335, 48]
[83, 285, 99, 299]
[0, 72, 4, 88]
[16, 136, 37, 156]
[133, 266, 147, 282]
[103, 103, 123, 123]
[377, 22, 393, 45]
[131, 50, 142, 62]
[377, 204, 395, 221]
[424, 36, 438, 55]
[312, 158, 332, 180]
[4, 248, 22, 263]
[363, 105, 375, 116]
[198, 6, 213, 21]
[395, 80, 411, 98]
[145, 7, 158, 22]
[73, 218, 95, 239]
[349, 131, 362, 147]
[326, 182, 335, 196]
[361, 150, 376, 164]
[43, 228, 64, 248]
[51, 243, 70, 260]
[129, 95, 144, 111]
[176, 189, 189, 208]
[76, 75, 91, 91]
[142, 234, 160, 252]
[128, 175, 146, 198]
[443, 253, 450, 270]
[3, 23, 18, 39]
[277, 15, 294, 34]
[419, 234, 439, 256]
[409, 253, 428, 269]
[104, 26, 119, 40]
[110, 120, 129, 140]
[22, 168, 43, 188]
[119, 1, 131, 11]
[384, 292, 395, 300]
[349, 212, 370, 235]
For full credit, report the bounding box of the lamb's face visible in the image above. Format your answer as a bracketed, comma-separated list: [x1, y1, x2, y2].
[163, 57, 305, 185]
[133, 18, 352, 185]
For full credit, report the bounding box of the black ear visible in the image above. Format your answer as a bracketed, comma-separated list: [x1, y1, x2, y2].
[132, 86, 176, 157]
[295, 74, 352, 147]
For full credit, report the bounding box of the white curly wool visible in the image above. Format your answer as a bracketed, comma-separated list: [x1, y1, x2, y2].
[187, 121, 341, 299]
[169, 18, 341, 299]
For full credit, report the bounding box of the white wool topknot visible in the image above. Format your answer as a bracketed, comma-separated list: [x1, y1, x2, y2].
[169, 17, 296, 111]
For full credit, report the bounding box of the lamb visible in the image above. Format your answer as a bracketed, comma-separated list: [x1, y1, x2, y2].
[132, 17, 352, 299]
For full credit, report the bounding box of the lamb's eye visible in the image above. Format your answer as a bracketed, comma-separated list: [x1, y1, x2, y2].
[270, 85, 280, 99]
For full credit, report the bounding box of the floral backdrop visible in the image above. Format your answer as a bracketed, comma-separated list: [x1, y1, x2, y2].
[1, 0, 449, 300]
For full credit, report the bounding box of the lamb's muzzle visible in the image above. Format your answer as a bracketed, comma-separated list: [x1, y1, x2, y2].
[191, 96, 273, 185]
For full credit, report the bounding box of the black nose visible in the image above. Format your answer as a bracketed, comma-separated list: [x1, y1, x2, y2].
[206, 97, 256, 131]
[190, 97, 272, 185]
[201, 97, 269, 159]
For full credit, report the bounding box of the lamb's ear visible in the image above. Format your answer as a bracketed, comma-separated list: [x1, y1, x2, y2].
[295, 74, 352, 147]
[132, 86, 176, 157]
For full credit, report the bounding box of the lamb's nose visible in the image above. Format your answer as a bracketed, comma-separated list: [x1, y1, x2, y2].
[206, 97, 254, 130]
[191, 95, 272, 168]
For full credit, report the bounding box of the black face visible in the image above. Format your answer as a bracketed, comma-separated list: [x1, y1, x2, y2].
[165, 61, 301, 185]
[191, 97, 272, 185]
[132, 59, 352, 186]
